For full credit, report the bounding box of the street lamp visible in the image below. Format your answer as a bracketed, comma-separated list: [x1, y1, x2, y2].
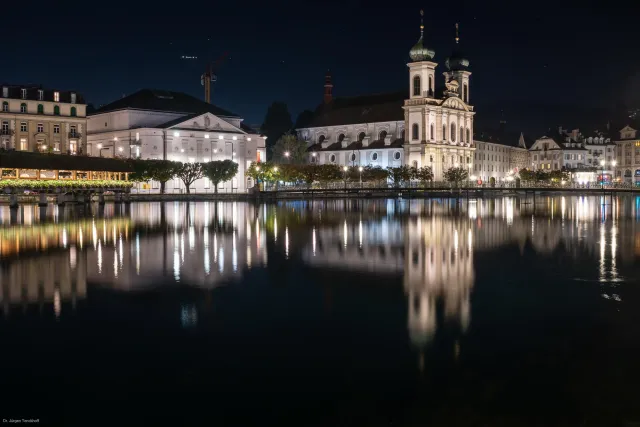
[343, 166, 348, 189]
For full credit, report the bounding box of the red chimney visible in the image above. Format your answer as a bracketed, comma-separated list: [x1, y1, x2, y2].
[323, 71, 333, 104]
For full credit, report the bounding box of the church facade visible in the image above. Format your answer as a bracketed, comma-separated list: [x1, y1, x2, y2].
[297, 16, 475, 181]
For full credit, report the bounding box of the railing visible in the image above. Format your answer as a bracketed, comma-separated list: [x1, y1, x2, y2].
[68, 132, 81, 139]
[0, 129, 14, 136]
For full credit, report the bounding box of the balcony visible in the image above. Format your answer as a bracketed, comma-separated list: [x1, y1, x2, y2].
[68, 132, 82, 139]
[1, 129, 14, 136]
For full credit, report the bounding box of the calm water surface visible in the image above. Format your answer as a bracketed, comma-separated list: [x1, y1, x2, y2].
[1, 196, 640, 426]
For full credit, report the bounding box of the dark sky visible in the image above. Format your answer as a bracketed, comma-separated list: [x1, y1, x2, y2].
[3, 0, 638, 135]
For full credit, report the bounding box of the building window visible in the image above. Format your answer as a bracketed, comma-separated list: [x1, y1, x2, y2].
[20, 122, 27, 132]
[466, 128, 470, 143]
[37, 123, 44, 133]
[430, 155, 433, 163]
[37, 104, 44, 114]
[401, 129, 405, 140]
[1, 121, 8, 134]
[412, 124, 419, 140]
[413, 160, 418, 168]
[1, 87, 7, 97]
[394, 151, 401, 160]
[460, 126, 464, 143]
[318, 135, 325, 144]
[38, 90, 43, 101]
[71, 93, 76, 103]
[338, 133, 345, 143]
[451, 123, 456, 142]
[428, 76, 433, 94]
[443, 124, 446, 140]
[350, 153, 356, 162]
[54, 92, 60, 102]
[330, 154, 336, 163]
[54, 105, 60, 115]
[379, 130, 387, 141]
[135, 132, 140, 141]
[53, 125, 60, 134]
[372, 152, 378, 161]
[20, 138, 27, 151]
[413, 75, 421, 96]
[70, 125, 77, 136]
[69, 140, 77, 154]
[2, 101, 7, 112]
[21, 89, 27, 99]
[358, 132, 366, 142]
[70, 107, 77, 117]
[463, 84, 468, 103]
[20, 103, 27, 113]
[430, 124, 434, 140]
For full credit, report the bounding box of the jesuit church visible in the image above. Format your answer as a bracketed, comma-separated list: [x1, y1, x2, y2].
[297, 14, 476, 181]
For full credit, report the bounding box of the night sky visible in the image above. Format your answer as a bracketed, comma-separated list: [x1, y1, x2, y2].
[3, 0, 638, 135]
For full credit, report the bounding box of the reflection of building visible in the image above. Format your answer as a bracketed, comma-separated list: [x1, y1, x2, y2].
[87, 89, 266, 193]
[0, 250, 87, 316]
[1, 84, 87, 154]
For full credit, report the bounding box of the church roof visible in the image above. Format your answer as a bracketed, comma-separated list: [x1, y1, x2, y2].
[92, 89, 240, 118]
[303, 91, 406, 128]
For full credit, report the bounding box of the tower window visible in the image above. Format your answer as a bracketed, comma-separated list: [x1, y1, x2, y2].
[412, 124, 419, 140]
[463, 84, 468, 102]
[413, 75, 421, 96]
[466, 128, 470, 144]
[443, 124, 446, 140]
[451, 123, 456, 142]
[401, 129, 405, 140]
[460, 126, 464, 143]
[430, 124, 434, 140]
[428, 76, 433, 95]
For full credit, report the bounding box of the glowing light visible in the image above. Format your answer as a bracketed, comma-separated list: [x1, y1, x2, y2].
[232, 136, 237, 140]
[174, 131, 180, 137]
[284, 151, 290, 157]
[97, 143, 102, 149]
[136, 232, 140, 275]
[181, 149, 185, 153]
[62, 228, 68, 248]
[204, 134, 209, 139]
[285, 227, 289, 259]
[118, 146, 123, 152]
[247, 137, 251, 141]
[343, 220, 348, 248]
[218, 135, 224, 140]
[312, 152, 316, 157]
[343, 166, 348, 171]
[114, 136, 118, 141]
[54, 288, 61, 318]
[358, 166, 363, 172]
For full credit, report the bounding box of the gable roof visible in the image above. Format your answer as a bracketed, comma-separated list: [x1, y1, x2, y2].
[155, 112, 249, 134]
[92, 89, 240, 118]
[303, 91, 406, 128]
[474, 127, 531, 148]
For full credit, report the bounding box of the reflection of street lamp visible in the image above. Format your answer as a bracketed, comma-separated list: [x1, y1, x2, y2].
[343, 166, 348, 189]
[600, 159, 605, 190]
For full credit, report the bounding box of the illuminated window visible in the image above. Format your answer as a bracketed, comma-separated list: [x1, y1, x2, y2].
[20, 138, 27, 150]
[21, 88, 27, 99]
[54, 91, 60, 102]
[71, 93, 76, 103]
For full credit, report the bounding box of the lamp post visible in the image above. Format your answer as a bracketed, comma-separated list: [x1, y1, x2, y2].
[343, 166, 348, 190]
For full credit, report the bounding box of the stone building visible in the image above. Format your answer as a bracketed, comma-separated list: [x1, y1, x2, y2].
[615, 124, 640, 184]
[0, 84, 87, 154]
[87, 89, 266, 193]
[297, 16, 476, 180]
[473, 127, 531, 183]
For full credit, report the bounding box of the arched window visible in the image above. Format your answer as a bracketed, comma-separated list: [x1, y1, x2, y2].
[350, 153, 356, 162]
[442, 124, 446, 140]
[2, 101, 7, 112]
[358, 132, 366, 142]
[394, 151, 401, 160]
[372, 152, 378, 161]
[401, 129, 405, 140]
[412, 124, 419, 140]
[430, 124, 434, 140]
[37, 104, 44, 114]
[463, 84, 468, 103]
[338, 133, 345, 143]
[330, 154, 336, 163]
[413, 75, 421, 96]
[412, 160, 418, 168]
[379, 130, 387, 141]
[451, 123, 456, 142]
[53, 105, 60, 115]
[318, 135, 325, 144]
[20, 103, 27, 113]
[429, 155, 433, 163]
[428, 76, 433, 95]
[70, 107, 77, 117]
[460, 126, 464, 142]
[466, 128, 470, 144]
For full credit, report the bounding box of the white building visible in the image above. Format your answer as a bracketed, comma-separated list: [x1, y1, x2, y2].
[473, 128, 530, 183]
[615, 124, 640, 184]
[297, 17, 476, 180]
[87, 89, 266, 193]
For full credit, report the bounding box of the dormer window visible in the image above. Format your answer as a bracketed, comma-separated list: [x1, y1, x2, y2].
[71, 92, 76, 103]
[21, 88, 27, 99]
[1, 87, 7, 97]
[38, 90, 43, 101]
[53, 91, 60, 102]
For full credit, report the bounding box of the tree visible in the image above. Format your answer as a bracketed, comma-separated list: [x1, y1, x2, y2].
[519, 169, 536, 182]
[362, 165, 389, 183]
[175, 162, 204, 194]
[299, 164, 321, 187]
[443, 166, 469, 186]
[414, 166, 434, 185]
[549, 169, 570, 182]
[387, 165, 413, 187]
[271, 134, 308, 164]
[203, 160, 238, 194]
[261, 102, 292, 155]
[129, 159, 179, 194]
[316, 164, 342, 185]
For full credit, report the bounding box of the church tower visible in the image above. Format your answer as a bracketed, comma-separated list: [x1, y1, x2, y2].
[444, 24, 472, 105]
[407, 10, 437, 101]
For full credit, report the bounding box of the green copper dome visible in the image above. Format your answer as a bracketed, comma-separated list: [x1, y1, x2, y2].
[409, 36, 435, 62]
[446, 24, 470, 71]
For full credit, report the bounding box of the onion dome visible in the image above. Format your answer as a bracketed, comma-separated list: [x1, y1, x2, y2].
[409, 10, 435, 62]
[445, 23, 470, 71]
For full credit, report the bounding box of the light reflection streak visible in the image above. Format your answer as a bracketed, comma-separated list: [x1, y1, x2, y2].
[285, 227, 289, 259]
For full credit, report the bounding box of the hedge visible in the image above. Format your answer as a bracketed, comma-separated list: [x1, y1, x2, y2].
[0, 179, 133, 190]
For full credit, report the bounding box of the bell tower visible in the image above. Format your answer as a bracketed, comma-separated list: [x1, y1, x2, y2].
[407, 10, 437, 100]
[444, 23, 472, 105]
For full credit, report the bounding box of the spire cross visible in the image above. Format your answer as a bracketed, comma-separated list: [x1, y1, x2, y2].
[455, 22, 460, 44]
[420, 10, 424, 36]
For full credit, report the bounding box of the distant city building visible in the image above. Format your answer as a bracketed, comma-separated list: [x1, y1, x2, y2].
[615, 123, 640, 184]
[0, 84, 87, 155]
[297, 16, 477, 180]
[87, 89, 266, 193]
[472, 125, 531, 183]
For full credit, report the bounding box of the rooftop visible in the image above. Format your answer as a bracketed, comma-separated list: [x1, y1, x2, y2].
[0, 84, 84, 104]
[91, 89, 240, 118]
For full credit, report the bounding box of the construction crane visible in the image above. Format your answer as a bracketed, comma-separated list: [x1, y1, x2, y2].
[201, 52, 229, 104]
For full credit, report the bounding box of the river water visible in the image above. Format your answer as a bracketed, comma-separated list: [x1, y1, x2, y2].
[1, 196, 640, 426]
